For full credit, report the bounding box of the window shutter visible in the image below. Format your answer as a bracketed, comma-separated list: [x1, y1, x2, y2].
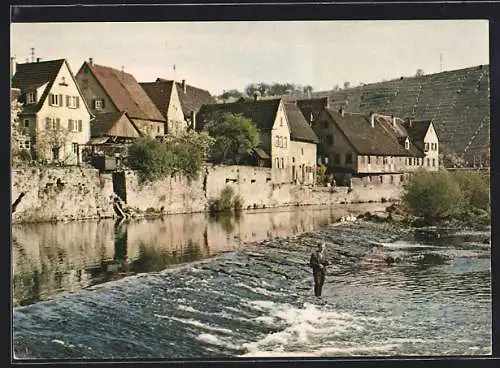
[45, 117, 51, 129]
[66, 95, 70, 107]
[76, 96, 80, 109]
[78, 120, 82, 132]
[56, 118, 61, 129]
[68, 119, 72, 130]
[49, 94, 53, 106]
[59, 94, 63, 106]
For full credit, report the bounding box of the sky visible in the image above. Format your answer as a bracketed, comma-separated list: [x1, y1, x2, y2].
[11, 20, 489, 96]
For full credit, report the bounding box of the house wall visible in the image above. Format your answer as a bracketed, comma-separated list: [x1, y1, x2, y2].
[36, 63, 92, 165]
[423, 123, 440, 171]
[271, 101, 291, 184]
[75, 63, 116, 116]
[166, 83, 188, 136]
[290, 140, 316, 185]
[314, 110, 357, 172]
[130, 118, 165, 139]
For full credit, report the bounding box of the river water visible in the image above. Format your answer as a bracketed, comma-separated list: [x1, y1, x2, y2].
[12, 204, 491, 359]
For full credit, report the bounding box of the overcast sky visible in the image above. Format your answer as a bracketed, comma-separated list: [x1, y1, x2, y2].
[11, 20, 489, 96]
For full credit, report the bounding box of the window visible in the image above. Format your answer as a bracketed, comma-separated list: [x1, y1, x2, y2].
[78, 120, 82, 132]
[276, 158, 279, 168]
[26, 91, 36, 104]
[278, 136, 283, 148]
[367, 156, 371, 164]
[390, 175, 394, 184]
[405, 157, 408, 165]
[383, 156, 388, 165]
[435, 143, 438, 151]
[432, 158, 436, 167]
[94, 98, 104, 110]
[326, 134, 334, 145]
[405, 139, 410, 150]
[427, 158, 430, 166]
[301, 148, 304, 155]
[46, 117, 61, 130]
[49, 93, 62, 106]
[376, 156, 381, 165]
[275, 136, 280, 147]
[324, 156, 329, 165]
[280, 117, 283, 127]
[425, 142, 429, 151]
[281, 158, 284, 168]
[360, 155, 365, 164]
[67, 96, 80, 109]
[334, 154, 340, 165]
[346, 153, 353, 164]
[68, 119, 76, 132]
[19, 140, 30, 150]
[292, 157, 295, 163]
[24, 119, 30, 128]
[400, 175, 404, 183]
[72, 143, 79, 154]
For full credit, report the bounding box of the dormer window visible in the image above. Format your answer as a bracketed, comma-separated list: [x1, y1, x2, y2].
[26, 91, 36, 104]
[425, 142, 429, 152]
[405, 137, 410, 150]
[49, 93, 62, 107]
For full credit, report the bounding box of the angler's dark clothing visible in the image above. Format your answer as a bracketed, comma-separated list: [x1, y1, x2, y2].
[310, 250, 329, 297]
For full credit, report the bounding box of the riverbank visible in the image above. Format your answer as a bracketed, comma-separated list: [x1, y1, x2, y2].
[11, 165, 404, 224]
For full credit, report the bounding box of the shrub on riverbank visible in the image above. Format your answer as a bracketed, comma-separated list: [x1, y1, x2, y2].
[402, 169, 490, 225]
[208, 186, 242, 214]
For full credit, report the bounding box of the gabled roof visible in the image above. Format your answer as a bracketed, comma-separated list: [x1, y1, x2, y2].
[12, 59, 65, 113]
[284, 103, 319, 144]
[403, 119, 433, 152]
[196, 98, 282, 132]
[140, 78, 217, 119]
[90, 111, 140, 138]
[296, 97, 329, 123]
[323, 109, 423, 157]
[83, 62, 165, 122]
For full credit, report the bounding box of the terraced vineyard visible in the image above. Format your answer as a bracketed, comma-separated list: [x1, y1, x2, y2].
[287, 66, 490, 167]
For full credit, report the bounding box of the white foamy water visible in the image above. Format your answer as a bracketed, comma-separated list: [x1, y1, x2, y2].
[239, 300, 379, 356]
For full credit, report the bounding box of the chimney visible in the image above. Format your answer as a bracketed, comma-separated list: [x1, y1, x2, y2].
[36, 57, 41, 62]
[391, 115, 396, 127]
[181, 79, 186, 93]
[339, 107, 345, 117]
[253, 92, 260, 101]
[10, 56, 16, 80]
[370, 112, 375, 128]
[88, 57, 94, 66]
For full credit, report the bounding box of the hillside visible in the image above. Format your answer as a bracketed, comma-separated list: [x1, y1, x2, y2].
[287, 65, 490, 167]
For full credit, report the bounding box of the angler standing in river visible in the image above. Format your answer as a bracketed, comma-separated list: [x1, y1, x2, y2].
[310, 242, 330, 297]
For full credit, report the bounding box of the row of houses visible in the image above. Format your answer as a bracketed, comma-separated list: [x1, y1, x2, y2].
[10, 56, 439, 187]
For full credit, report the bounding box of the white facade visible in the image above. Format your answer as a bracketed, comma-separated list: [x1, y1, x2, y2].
[270, 101, 291, 184]
[165, 83, 188, 136]
[35, 62, 92, 164]
[422, 122, 440, 171]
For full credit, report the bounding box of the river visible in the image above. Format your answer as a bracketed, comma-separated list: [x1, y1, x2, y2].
[12, 204, 491, 359]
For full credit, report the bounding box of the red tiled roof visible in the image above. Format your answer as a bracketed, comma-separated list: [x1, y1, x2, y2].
[87, 63, 165, 122]
[140, 78, 216, 120]
[323, 109, 423, 157]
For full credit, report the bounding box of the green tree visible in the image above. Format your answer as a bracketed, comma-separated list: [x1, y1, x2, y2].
[219, 89, 244, 102]
[402, 169, 463, 222]
[127, 131, 214, 182]
[451, 170, 490, 212]
[203, 112, 260, 164]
